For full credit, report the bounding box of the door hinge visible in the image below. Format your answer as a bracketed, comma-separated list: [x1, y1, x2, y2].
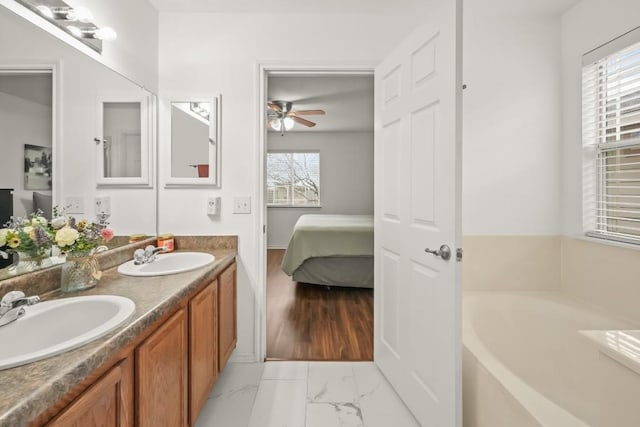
[263, 224, 266, 234]
[456, 248, 463, 262]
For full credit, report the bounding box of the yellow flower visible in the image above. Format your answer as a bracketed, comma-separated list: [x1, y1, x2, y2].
[0, 229, 8, 246]
[55, 227, 79, 247]
[22, 226, 33, 235]
[8, 236, 21, 249]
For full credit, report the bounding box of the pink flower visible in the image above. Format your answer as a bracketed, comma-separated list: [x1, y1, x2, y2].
[100, 228, 114, 242]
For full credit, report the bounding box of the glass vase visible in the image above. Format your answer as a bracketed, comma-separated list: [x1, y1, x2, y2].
[13, 251, 49, 274]
[60, 252, 102, 293]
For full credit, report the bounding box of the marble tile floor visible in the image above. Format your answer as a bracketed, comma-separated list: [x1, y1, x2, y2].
[196, 361, 420, 427]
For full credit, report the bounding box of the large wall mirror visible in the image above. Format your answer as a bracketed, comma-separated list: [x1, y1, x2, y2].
[0, 3, 157, 279]
[164, 96, 221, 187]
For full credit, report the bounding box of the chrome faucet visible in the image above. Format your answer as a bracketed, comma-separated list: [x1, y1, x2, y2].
[133, 245, 167, 265]
[0, 291, 40, 327]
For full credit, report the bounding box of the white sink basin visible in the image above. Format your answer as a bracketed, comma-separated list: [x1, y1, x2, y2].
[117, 252, 215, 277]
[0, 295, 135, 370]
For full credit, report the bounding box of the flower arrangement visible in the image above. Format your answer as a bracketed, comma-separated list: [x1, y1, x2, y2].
[49, 207, 115, 255]
[0, 212, 52, 261]
[0, 207, 115, 262]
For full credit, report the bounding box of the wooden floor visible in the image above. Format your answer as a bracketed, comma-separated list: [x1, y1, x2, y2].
[266, 249, 373, 361]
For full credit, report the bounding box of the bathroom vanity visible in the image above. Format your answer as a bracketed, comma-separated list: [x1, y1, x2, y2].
[0, 236, 237, 427]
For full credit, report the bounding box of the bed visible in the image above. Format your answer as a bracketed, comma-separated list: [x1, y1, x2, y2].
[281, 214, 374, 288]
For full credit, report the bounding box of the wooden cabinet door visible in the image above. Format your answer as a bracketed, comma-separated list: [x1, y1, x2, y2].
[218, 262, 237, 371]
[47, 357, 133, 427]
[189, 280, 218, 426]
[136, 308, 188, 427]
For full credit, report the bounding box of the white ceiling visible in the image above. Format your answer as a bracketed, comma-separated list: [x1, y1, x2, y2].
[267, 75, 373, 133]
[149, 0, 583, 16]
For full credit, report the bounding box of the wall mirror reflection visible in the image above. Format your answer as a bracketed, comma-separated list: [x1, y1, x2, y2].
[165, 96, 221, 187]
[96, 95, 153, 187]
[0, 3, 157, 280]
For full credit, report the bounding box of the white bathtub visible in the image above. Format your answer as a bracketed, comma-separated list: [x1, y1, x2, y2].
[462, 291, 635, 427]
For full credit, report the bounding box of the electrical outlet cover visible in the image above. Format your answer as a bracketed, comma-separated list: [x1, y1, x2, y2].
[95, 196, 111, 215]
[207, 197, 220, 215]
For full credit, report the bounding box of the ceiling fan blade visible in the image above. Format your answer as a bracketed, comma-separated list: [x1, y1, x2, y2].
[292, 116, 316, 127]
[290, 109, 326, 116]
[267, 102, 282, 112]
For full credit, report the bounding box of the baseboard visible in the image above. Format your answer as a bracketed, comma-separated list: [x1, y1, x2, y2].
[267, 245, 288, 250]
[229, 352, 259, 363]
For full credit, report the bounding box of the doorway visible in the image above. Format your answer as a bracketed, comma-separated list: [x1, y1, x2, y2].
[259, 69, 375, 361]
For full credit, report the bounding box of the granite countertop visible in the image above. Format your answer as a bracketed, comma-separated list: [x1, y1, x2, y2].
[0, 247, 237, 426]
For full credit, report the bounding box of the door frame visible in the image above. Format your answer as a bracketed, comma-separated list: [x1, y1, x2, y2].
[0, 63, 60, 208]
[255, 63, 375, 361]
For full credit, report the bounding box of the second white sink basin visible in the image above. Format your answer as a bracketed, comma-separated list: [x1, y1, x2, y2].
[0, 295, 135, 370]
[117, 252, 215, 277]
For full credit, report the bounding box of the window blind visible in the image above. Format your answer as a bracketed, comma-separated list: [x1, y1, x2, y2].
[583, 39, 640, 243]
[266, 152, 320, 207]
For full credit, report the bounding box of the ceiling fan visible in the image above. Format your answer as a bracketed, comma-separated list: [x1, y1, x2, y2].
[267, 100, 325, 134]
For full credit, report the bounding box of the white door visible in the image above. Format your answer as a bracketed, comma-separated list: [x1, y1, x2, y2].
[374, 0, 462, 425]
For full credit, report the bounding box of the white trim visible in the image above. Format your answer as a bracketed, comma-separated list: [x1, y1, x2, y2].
[256, 62, 376, 362]
[0, 1, 101, 61]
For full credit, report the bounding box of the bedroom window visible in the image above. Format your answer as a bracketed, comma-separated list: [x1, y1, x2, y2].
[583, 34, 640, 244]
[267, 151, 320, 207]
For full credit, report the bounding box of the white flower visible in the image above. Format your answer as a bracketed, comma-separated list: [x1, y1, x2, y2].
[31, 216, 48, 227]
[51, 217, 67, 230]
[55, 227, 79, 247]
[0, 229, 8, 246]
[22, 226, 34, 235]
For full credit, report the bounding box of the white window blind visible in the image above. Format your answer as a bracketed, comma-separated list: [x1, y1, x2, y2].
[266, 152, 320, 207]
[583, 37, 640, 244]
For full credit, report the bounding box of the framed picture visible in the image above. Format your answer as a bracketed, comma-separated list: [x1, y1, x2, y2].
[24, 144, 52, 190]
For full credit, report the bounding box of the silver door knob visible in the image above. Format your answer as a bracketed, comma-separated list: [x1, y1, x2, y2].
[424, 245, 451, 261]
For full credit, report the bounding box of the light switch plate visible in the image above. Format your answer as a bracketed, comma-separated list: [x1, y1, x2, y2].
[233, 197, 251, 214]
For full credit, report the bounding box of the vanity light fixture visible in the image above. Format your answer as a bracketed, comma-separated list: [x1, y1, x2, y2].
[190, 102, 211, 122]
[67, 25, 117, 41]
[35, 5, 93, 23]
[16, 0, 117, 52]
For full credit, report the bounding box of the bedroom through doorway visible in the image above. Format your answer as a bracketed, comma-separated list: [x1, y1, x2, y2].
[263, 72, 374, 361]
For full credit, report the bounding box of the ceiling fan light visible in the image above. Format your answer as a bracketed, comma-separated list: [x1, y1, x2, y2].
[283, 117, 295, 130]
[269, 118, 282, 131]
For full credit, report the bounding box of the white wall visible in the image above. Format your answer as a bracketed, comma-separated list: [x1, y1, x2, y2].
[0, 0, 159, 93]
[267, 131, 374, 248]
[462, 1, 563, 235]
[0, 6, 156, 235]
[561, 0, 640, 237]
[0, 75, 52, 217]
[158, 11, 420, 360]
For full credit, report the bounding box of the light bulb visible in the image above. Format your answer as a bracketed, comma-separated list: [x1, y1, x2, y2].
[94, 27, 117, 41]
[73, 7, 94, 23]
[269, 118, 282, 131]
[67, 25, 82, 37]
[36, 5, 53, 19]
[283, 117, 295, 130]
